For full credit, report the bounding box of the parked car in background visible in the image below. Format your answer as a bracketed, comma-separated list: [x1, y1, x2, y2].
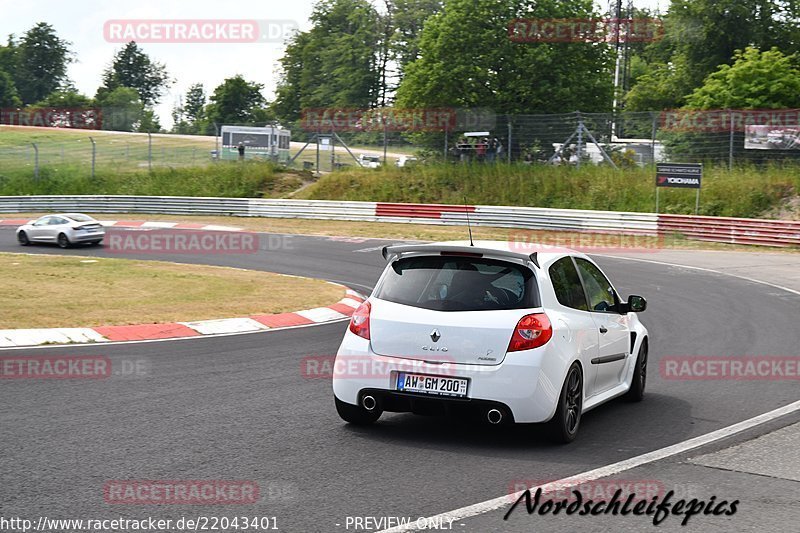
[357, 155, 382, 169]
[16, 213, 105, 248]
[396, 155, 419, 167]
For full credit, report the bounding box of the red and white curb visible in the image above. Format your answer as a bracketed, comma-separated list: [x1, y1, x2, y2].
[0, 288, 365, 348]
[0, 219, 244, 231]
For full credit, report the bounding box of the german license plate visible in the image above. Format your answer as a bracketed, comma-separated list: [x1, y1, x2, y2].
[396, 372, 468, 398]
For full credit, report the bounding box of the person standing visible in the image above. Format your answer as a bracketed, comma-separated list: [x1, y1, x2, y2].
[476, 138, 488, 162]
[458, 136, 469, 163]
[238, 142, 246, 161]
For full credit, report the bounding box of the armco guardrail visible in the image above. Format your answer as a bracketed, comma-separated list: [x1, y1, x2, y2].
[0, 195, 797, 247]
[0, 196, 659, 236]
[658, 214, 800, 247]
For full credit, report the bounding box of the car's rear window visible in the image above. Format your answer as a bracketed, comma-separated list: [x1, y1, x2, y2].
[375, 255, 539, 311]
[66, 214, 93, 222]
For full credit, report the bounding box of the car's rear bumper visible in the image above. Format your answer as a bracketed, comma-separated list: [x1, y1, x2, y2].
[332, 330, 565, 423]
[71, 230, 105, 242]
[356, 387, 516, 422]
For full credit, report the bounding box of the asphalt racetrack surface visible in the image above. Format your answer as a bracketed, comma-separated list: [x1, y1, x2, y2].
[2, 226, 799, 532]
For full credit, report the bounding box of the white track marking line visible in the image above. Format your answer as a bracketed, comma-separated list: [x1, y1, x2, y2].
[378, 254, 800, 533]
[378, 399, 800, 532]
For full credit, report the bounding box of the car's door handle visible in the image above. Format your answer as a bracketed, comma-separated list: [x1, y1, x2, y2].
[599, 326, 608, 334]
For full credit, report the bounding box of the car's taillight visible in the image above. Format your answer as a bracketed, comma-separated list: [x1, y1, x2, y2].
[349, 300, 371, 339]
[508, 313, 552, 352]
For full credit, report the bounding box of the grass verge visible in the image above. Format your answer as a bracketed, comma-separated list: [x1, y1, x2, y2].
[0, 161, 306, 198]
[0, 253, 344, 329]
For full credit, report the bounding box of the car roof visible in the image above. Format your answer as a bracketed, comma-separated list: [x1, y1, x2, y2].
[382, 240, 586, 268]
[47, 213, 94, 221]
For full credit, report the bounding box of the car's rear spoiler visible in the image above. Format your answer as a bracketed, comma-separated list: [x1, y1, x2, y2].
[381, 244, 540, 268]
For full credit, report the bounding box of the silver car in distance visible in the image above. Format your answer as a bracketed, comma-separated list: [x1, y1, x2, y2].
[16, 213, 106, 248]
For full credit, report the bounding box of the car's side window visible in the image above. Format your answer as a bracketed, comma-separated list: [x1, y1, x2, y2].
[549, 257, 589, 311]
[50, 217, 67, 225]
[33, 217, 51, 226]
[575, 258, 617, 313]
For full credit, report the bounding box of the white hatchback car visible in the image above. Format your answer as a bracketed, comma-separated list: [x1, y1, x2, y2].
[333, 241, 649, 442]
[17, 213, 105, 248]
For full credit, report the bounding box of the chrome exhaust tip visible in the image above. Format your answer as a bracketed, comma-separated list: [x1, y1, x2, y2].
[487, 408, 503, 425]
[362, 395, 377, 412]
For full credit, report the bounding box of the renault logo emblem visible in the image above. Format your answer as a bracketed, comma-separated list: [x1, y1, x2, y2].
[430, 329, 441, 342]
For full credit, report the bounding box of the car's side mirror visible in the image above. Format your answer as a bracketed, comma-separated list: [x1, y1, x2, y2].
[626, 295, 647, 313]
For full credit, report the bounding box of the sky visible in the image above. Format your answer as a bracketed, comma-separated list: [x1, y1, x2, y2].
[0, 0, 666, 129]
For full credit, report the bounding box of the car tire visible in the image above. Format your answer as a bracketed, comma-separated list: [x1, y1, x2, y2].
[57, 233, 71, 248]
[547, 363, 583, 444]
[335, 397, 382, 425]
[623, 340, 647, 403]
[17, 231, 30, 246]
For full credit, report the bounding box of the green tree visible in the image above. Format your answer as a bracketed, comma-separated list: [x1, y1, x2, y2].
[626, 0, 800, 111]
[374, 0, 443, 104]
[0, 36, 18, 74]
[396, 0, 614, 113]
[32, 89, 92, 108]
[205, 75, 267, 130]
[184, 83, 206, 124]
[171, 83, 207, 134]
[391, 0, 443, 74]
[273, 0, 382, 122]
[136, 109, 162, 133]
[625, 56, 694, 111]
[0, 70, 21, 107]
[98, 42, 171, 106]
[684, 47, 800, 109]
[272, 32, 311, 121]
[666, 0, 800, 89]
[95, 86, 143, 131]
[171, 97, 188, 133]
[14, 23, 73, 104]
[660, 47, 800, 162]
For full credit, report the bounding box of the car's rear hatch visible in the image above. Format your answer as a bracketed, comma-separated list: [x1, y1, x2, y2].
[369, 253, 541, 366]
[370, 299, 536, 366]
[76, 222, 103, 231]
